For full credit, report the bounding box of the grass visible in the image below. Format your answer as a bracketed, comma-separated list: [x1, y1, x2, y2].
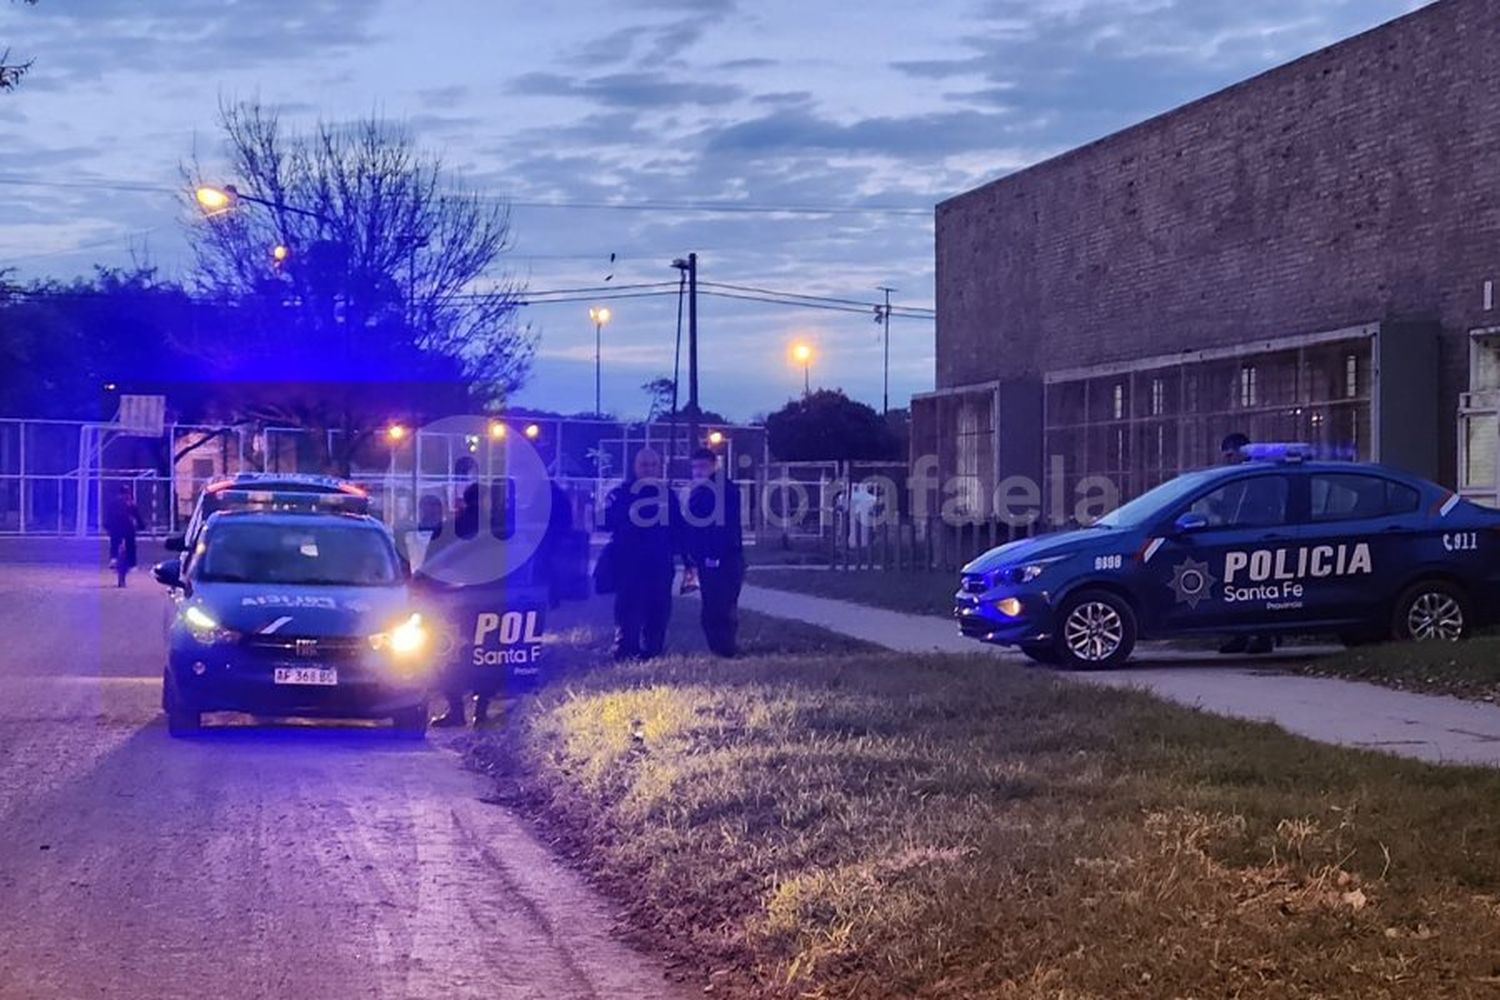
[1289, 638, 1500, 703]
[748, 566, 957, 616]
[472, 595, 1500, 999]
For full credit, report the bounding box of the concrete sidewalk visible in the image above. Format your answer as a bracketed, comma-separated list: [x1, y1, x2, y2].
[741, 584, 1500, 768]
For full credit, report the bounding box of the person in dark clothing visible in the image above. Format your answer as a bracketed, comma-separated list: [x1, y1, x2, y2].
[428, 483, 491, 727]
[1217, 432, 1274, 655]
[684, 448, 744, 657]
[543, 479, 576, 609]
[605, 448, 684, 661]
[104, 485, 144, 588]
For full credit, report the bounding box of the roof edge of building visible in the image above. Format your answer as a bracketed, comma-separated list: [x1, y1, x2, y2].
[935, 0, 1455, 214]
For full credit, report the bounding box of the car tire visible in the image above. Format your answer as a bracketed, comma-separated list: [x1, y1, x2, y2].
[1053, 590, 1137, 671]
[1019, 642, 1059, 666]
[392, 705, 429, 739]
[1392, 580, 1472, 643]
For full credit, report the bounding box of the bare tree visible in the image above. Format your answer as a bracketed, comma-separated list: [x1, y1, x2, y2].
[1, 0, 38, 93]
[181, 100, 534, 473]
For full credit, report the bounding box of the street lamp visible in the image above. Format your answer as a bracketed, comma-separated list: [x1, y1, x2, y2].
[707, 430, 724, 447]
[193, 183, 337, 227]
[524, 423, 541, 440]
[791, 342, 813, 395]
[589, 305, 612, 416]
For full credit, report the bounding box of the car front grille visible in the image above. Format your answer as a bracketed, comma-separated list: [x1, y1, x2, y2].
[243, 635, 369, 661]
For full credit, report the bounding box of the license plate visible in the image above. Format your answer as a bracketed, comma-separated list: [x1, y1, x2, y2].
[273, 666, 338, 686]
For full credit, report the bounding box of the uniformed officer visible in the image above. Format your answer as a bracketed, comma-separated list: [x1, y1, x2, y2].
[684, 447, 744, 658]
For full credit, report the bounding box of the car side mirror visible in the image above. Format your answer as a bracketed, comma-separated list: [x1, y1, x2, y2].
[1173, 512, 1209, 535]
[152, 560, 183, 589]
[164, 533, 187, 552]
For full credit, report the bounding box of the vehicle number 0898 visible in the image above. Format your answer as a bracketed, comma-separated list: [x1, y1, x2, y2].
[1094, 554, 1124, 571]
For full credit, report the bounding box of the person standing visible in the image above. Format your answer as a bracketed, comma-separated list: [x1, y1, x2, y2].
[605, 448, 683, 661]
[104, 485, 144, 588]
[684, 448, 744, 657]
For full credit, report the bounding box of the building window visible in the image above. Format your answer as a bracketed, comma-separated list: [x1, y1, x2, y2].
[1239, 365, 1259, 408]
[1111, 383, 1124, 420]
[1150, 378, 1165, 416]
[1345, 354, 1359, 399]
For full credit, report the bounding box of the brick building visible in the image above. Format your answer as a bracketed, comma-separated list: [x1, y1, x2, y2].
[915, 0, 1500, 519]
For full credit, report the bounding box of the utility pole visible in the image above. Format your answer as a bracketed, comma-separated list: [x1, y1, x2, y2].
[877, 286, 895, 415]
[672, 253, 701, 451]
[687, 252, 700, 447]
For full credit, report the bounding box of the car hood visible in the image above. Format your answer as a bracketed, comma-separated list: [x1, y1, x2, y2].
[191, 581, 412, 637]
[962, 527, 1125, 575]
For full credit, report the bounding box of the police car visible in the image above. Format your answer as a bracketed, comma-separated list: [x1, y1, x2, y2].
[956, 445, 1500, 669]
[152, 507, 434, 736]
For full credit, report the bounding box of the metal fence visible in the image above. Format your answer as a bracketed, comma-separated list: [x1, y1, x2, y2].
[0, 416, 789, 539]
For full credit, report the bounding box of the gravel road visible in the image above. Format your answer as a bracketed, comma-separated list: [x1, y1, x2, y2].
[0, 558, 690, 1000]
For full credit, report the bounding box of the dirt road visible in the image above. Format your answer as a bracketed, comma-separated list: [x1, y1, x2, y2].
[0, 559, 689, 1000]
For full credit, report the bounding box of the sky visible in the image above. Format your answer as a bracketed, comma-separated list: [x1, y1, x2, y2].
[0, 0, 1430, 422]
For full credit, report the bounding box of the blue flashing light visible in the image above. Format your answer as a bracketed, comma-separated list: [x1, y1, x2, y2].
[1237, 442, 1357, 464]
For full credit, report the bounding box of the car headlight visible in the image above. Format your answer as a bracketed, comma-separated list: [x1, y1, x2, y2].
[370, 613, 429, 657]
[182, 605, 242, 646]
[1005, 557, 1068, 585]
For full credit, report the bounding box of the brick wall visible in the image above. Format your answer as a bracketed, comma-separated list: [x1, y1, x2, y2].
[935, 0, 1500, 484]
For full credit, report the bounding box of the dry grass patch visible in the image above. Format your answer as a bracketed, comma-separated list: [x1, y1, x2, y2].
[475, 608, 1500, 999]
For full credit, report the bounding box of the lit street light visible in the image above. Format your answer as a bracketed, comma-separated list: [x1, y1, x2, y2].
[589, 305, 612, 416]
[524, 423, 541, 440]
[193, 183, 337, 227]
[791, 342, 813, 395]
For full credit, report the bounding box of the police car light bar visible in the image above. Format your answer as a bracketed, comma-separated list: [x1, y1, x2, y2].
[212, 489, 370, 514]
[1239, 442, 1318, 464]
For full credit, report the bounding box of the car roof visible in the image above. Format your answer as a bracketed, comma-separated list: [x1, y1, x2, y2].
[1229, 459, 1430, 482]
[204, 509, 388, 531]
[206, 472, 365, 494]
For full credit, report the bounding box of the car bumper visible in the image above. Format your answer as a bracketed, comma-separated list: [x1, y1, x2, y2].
[953, 591, 1055, 646]
[167, 647, 432, 718]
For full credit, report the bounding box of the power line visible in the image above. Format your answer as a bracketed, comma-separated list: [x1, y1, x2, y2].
[697, 288, 933, 321]
[0, 175, 934, 218]
[699, 280, 934, 316]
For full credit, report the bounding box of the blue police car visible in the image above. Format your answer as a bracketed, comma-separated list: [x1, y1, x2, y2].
[153, 507, 435, 736]
[956, 446, 1500, 669]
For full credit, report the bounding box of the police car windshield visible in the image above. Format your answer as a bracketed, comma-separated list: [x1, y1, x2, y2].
[1093, 469, 1223, 529]
[198, 521, 400, 587]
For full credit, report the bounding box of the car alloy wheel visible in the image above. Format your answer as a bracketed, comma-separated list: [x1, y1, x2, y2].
[1406, 591, 1465, 642]
[1063, 601, 1125, 663]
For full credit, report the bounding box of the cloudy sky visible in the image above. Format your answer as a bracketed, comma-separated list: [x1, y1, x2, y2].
[0, 0, 1428, 421]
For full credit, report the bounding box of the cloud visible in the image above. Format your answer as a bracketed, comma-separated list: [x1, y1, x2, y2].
[511, 70, 743, 108]
[9, 0, 382, 85]
[702, 108, 1020, 158]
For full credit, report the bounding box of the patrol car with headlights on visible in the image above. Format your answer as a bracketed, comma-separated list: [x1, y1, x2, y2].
[152, 507, 434, 736]
[955, 445, 1500, 669]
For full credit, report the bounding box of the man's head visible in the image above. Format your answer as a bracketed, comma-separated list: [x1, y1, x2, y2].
[690, 447, 719, 482]
[633, 447, 663, 482]
[1221, 432, 1251, 465]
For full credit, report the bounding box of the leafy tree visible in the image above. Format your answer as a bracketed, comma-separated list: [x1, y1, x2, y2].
[180, 100, 533, 473]
[642, 375, 676, 420]
[765, 389, 901, 461]
[1, 0, 37, 92]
